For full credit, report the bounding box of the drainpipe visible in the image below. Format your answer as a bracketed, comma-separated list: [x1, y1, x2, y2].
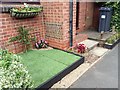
[69, 0, 73, 47]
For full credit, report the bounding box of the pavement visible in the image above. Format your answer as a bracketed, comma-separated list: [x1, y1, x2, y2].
[69, 44, 118, 88]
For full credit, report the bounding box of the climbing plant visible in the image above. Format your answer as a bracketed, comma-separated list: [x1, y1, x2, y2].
[103, 1, 120, 32]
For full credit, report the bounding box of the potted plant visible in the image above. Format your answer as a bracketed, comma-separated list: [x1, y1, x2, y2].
[10, 3, 43, 19]
[104, 32, 120, 49]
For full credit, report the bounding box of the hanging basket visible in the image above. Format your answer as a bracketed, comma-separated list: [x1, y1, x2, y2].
[10, 6, 43, 19]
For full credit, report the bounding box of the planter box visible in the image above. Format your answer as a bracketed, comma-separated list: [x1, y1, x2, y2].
[36, 49, 84, 89]
[10, 11, 39, 18]
[104, 38, 120, 49]
[10, 7, 43, 19]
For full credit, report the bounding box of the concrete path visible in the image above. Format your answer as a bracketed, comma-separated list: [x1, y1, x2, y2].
[69, 44, 118, 88]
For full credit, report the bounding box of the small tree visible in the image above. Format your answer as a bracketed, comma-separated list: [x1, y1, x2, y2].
[10, 26, 35, 52]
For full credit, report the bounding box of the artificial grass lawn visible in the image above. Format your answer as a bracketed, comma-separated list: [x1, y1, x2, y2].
[19, 49, 81, 87]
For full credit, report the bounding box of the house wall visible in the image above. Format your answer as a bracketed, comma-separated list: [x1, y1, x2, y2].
[41, 2, 76, 50]
[0, 1, 97, 53]
[77, 2, 94, 33]
[41, 2, 70, 50]
[0, 13, 45, 53]
[0, 2, 70, 53]
[93, 3, 101, 30]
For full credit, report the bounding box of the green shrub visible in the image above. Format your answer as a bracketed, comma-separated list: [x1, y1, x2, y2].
[106, 37, 115, 44]
[0, 49, 34, 89]
[106, 32, 120, 44]
[9, 26, 36, 52]
[118, 33, 120, 38]
[11, 7, 43, 13]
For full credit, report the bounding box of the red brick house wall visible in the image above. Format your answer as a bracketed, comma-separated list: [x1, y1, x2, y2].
[0, 13, 45, 53]
[0, 1, 98, 53]
[41, 2, 75, 50]
[41, 2, 69, 49]
[85, 2, 94, 30]
[93, 3, 101, 30]
[77, 2, 94, 33]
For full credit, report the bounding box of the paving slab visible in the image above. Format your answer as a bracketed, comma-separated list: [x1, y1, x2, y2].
[79, 39, 99, 50]
[90, 47, 109, 57]
[81, 29, 113, 41]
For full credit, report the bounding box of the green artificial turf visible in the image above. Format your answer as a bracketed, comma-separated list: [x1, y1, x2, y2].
[19, 49, 81, 87]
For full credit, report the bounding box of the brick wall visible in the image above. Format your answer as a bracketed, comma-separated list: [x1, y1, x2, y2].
[77, 2, 94, 33]
[73, 2, 88, 44]
[0, 13, 44, 53]
[41, 2, 70, 50]
[85, 2, 94, 30]
[93, 3, 101, 30]
[0, 1, 97, 53]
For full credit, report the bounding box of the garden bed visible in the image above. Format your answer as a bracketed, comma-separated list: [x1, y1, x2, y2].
[104, 38, 120, 49]
[19, 49, 84, 89]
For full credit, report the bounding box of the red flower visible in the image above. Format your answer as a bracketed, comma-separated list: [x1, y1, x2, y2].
[77, 43, 86, 53]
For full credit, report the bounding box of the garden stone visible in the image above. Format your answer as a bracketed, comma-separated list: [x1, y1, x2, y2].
[90, 47, 109, 57]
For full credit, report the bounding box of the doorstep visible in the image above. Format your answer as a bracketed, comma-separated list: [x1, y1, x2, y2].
[90, 47, 109, 57]
[78, 39, 99, 51]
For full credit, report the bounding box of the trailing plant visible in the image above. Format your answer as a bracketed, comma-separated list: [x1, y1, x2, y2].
[0, 49, 34, 89]
[10, 26, 35, 52]
[35, 39, 48, 49]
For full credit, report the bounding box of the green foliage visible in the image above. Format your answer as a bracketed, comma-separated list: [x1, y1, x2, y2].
[104, 1, 120, 32]
[0, 49, 12, 69]
[0, 49, 34, 89]
[11, 7, 43, 13]
[106, 32, 120, 44]
[10, 26, 36, 52]
[106, 37, 115, 44]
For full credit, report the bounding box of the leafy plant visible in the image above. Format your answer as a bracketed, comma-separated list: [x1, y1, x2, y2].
[106, 32, 120, 44]
[104, 1, 120, 32]
[106, 37, 115, 44]
[11, 3, 43, 13]
[10, 26, 35, 52]
[35, 39, 48, 49]
[11, 7, 43, 13]
[0, 49, 34, 89]
[0, 49, 12, 69]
